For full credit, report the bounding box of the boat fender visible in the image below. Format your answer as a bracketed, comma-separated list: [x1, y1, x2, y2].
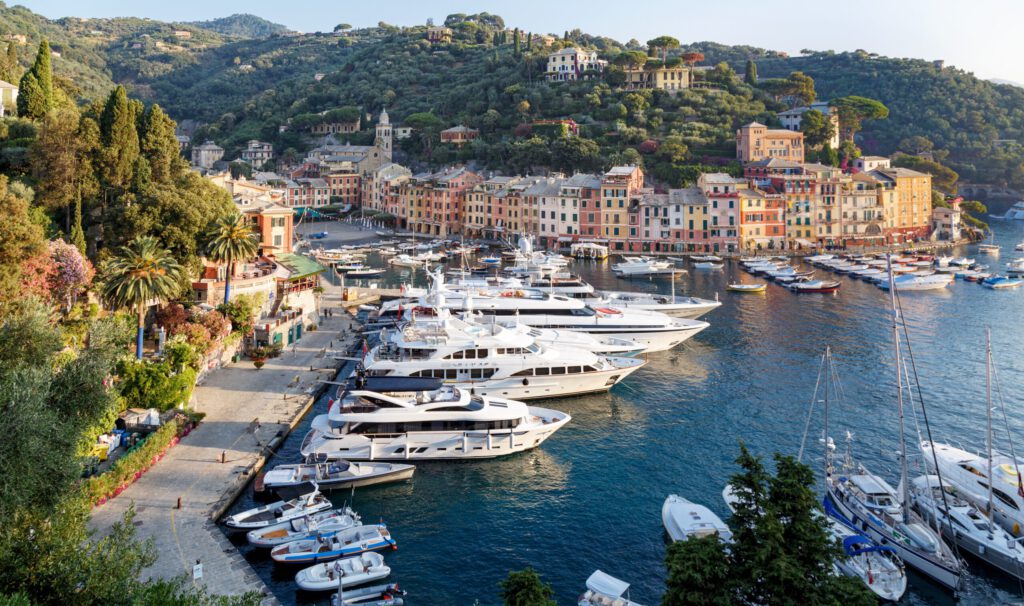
[1015, 523, 1021, 536]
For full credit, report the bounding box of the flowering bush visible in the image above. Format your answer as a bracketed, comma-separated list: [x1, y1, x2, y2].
[176, 322, 213, 355]
[48, 239, 94, 310]
[19, 250, 56, 300]
[156, 303, 189, 334]
[196, 310, 230, 339]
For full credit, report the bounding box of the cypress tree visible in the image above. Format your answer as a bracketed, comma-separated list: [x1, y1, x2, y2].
[744, 59, 758, 86]
[140, 104, 180, 183]
[513, 28, 520, 56]
[1, 41, 16, 83]
[70, 196, 86, 255]
[17, 39, 52, 119]
[99, 86, 140, 191]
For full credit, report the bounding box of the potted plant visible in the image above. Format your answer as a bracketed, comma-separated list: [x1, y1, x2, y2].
[251, 345, 270, 369]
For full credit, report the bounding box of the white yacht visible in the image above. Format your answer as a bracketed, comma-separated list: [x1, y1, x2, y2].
[827, 466, 961, 591]
[611, 256, 680, 277]
[587, 291, 721, 319]
[495, 321, 645, 357]
[373, 296, 705, 355]
[364, 310, 646, 401]
[998, 201, 1024, 220]
[445, 273, 719, 319]
[876, 273, 953, 291]
[388, 254, 424, 268]
[909, 475, 1024, 580]
[922, 442, 1024, 537]
[300, 383, 569, 461]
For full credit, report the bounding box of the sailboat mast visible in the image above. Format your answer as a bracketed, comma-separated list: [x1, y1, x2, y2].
[987, 328, 994, 516]
[824, 345, 831, 478]
[887, 254, 912, 524]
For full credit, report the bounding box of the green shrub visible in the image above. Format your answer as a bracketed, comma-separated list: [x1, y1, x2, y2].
[117, 359, 198, 411]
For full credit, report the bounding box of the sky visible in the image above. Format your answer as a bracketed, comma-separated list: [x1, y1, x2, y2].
[21, 0, 1024, 84]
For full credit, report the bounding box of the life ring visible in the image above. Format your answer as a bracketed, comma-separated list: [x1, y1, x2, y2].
[595, 307, 621, 315]
[501, 291, 514, 297]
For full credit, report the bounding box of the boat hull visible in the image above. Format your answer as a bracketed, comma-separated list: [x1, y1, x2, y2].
[301, 409, 570, 461]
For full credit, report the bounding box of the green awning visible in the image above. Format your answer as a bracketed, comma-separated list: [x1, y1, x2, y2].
[276, 253, 327, 281]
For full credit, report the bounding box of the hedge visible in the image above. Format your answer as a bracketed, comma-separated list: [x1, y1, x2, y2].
[82, 412, 203, 507]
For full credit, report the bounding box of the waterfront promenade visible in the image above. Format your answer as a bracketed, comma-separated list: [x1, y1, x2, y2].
[89, 286, 360, 602]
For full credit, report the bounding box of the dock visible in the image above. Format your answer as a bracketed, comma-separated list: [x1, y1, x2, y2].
[88, 286, 361, 603]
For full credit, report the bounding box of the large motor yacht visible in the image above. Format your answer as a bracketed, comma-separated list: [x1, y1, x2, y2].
[364, 309, 645, 400]
[371, 273, 708, 353]
[299, 379, 569, 461]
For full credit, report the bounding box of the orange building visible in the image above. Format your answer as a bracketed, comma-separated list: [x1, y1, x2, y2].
[736, 122, 805, 164]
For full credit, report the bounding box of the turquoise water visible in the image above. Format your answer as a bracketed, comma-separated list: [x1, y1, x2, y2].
[228, 221, 1024, 605]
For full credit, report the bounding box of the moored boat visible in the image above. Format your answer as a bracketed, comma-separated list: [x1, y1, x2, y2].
[260, 460, 415, 492]
[330, 583, 406, 606]
[270, 524, 396, 564]
[246, 507, 361, 548]
[578, 570, 645, 606]
[295, 552, 391, 591]
[727, 283, 766, 293]
[224, 489, 332, 530]
[662, 494, 732, 543]
[788, 280, 840, 293]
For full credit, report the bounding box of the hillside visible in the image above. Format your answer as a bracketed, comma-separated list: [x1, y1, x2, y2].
[186, 14, 291, 39]
[1, 4, 1023, 188]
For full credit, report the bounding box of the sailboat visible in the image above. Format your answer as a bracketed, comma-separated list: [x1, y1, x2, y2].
[916, 333, 1024, 580]
[978, 231, 1001, 255]
[823, 256, 963, 591]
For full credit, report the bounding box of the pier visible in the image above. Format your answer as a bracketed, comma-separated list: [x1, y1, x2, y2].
[88, 286, 361, 602]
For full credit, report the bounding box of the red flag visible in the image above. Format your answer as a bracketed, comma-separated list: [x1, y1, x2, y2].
[362, 339, 369, 361]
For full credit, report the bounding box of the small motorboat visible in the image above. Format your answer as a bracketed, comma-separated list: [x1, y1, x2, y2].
[693, 262, 724, 270]
[578, 570, 645, 606]
[691, 255, 723, 262]
[247, 507, 361, 548]
[330, 583, 406, 606]
[260, 460, 415, 492]
[480, 257, 502, 265]
[983, 275, 1024, 289]
[295, 552, 391, 592]
[662, 494, 732, 543]
[270, 524, 396, 564]
[224, 489, 331, 530]
[949, 257, 975, 267]
[387, 255, 423, 268]
[346, 268, 386, 278]
[1015, 242, 1024, 252]
[727, 283, 766, 293]
[788, 280, 841, 293]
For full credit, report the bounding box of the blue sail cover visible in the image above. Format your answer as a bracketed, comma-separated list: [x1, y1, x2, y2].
[842, 535, 898, 556]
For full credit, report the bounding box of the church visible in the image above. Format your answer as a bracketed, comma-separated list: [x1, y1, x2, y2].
[303, 108, 393, 177]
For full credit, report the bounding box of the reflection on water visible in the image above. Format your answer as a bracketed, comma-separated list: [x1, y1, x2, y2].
[234, 223, 1024, 605]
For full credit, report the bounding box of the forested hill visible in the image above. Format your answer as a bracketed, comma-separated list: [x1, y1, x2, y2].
[739, 49, 1024, 187]
[186, 14, 291, 38]
[1, 3, 1023, 188]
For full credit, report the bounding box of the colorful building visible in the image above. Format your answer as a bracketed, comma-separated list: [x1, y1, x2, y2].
[545, 47, 606, 82]
[736, 122, 805, 164]
[698, 173, 743, 253]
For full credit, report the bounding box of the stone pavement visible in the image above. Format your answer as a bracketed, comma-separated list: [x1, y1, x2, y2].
[89, 287, 362, 602]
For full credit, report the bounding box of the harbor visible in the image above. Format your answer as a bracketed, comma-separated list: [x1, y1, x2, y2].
[218, 219, 1024, 605]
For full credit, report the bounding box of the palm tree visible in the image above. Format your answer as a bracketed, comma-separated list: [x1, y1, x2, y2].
[205, 213, 260, 305]
[100, 236, 183, 359]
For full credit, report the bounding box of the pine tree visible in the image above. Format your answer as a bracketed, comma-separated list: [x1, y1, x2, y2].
[744, 59, 758, 86]
[17, 39, 52, 120]
[139, 104, 180, 183]
[99, 86, 140, 192]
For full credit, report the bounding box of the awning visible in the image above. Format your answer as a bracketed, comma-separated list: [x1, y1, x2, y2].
[586, 570, 629, 598]
[275, 253, 328, 281]
[557, 236, 574, 242]
[794, 238, 814, 246]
